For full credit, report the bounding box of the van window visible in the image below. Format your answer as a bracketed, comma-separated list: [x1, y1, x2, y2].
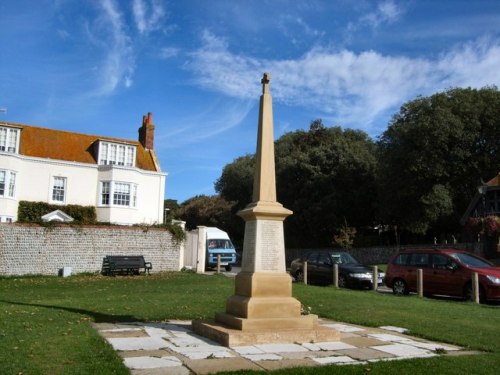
[409, 253, 429, 267]
[431, 254, 451, 269]
[449, 252, 493, 268]
[207, 239, 234, 249]
[394, 253, 411, 265]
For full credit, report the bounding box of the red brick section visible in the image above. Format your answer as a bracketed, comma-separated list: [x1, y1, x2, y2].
[5, 121, 158, 171]
[138, 112, 155, 150]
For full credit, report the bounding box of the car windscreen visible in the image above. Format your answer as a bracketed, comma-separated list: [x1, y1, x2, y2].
[449, 252, 493, 268]
[207, 239, 235, 249]
[330, 253, 359, 265]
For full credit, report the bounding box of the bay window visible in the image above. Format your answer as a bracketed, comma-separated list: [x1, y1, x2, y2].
[100, 181, 137, 208]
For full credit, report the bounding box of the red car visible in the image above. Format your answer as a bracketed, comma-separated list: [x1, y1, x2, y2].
[385, 248, 500, 302]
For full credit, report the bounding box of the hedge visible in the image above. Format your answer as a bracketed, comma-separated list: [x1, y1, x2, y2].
[17, 201, 97, 224]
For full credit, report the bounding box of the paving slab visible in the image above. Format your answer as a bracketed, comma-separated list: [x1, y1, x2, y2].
[124, 355, 182, 369]
[336, 347, 396, 361]
[131, 366, 191, 375]
[95, 319, 479, 374]
[144, 326, 173, 338]
[254, 343, 309, 353]
[341, 335, 388, 348]
[404, 341, 461, 352]
[102, 329, 148, 338]
[371, 343, 436, 358]
[232, 346, 266, 355]
[368, 333, 417, 344]
[184, 357, 263, 374]
[311, 341, 357, 351]
[312, 355, 362, 365]
[256, 357, 318, 371]
[379, 326, 408, 333]
[322, 323, 366, 332]
[107, 336, 170, 351]
[119, 349, 172, 358]
[241, 353, 282, 361]
[178, 350, 235, 360]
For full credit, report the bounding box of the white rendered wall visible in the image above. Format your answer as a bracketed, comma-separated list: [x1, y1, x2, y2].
[0, 153, 166, 225]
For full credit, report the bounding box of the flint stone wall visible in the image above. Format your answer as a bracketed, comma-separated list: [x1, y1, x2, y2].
[0, 224, 183, 276]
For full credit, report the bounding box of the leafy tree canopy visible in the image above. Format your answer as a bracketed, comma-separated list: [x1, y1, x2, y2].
[174, 195, 235, 232]
[378, 86, 500, 235]
[216, 120, 378, 247]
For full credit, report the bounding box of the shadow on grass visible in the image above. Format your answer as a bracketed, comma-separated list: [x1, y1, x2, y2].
[1, 299, 139, 323]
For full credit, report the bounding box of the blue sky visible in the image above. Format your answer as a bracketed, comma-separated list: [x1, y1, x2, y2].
[1, 0, 499, 203]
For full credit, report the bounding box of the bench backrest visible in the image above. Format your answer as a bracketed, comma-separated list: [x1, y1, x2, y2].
[105, 256, 146, 268]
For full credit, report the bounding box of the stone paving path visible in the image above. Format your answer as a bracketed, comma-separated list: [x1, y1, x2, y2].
[94, 319, 477, 374]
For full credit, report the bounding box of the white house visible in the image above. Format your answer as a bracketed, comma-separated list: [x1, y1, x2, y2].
[0, 113, 166, 225]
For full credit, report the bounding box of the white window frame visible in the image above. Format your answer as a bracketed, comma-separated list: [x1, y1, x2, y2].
[0, 126, 20, 153]
[101, 181, 110, 205]
[98, 141, 136, 167]
[51, 176, 67, 203]
[100, 181, 137, 208]
[0, 169, 16, 198]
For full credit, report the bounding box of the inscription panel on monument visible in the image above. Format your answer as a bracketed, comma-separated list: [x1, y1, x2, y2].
[258, 220, 285, 272]
[241, 221, 256, 272]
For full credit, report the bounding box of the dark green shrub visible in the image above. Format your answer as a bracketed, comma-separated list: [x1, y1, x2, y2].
[17, 201, 97, 224]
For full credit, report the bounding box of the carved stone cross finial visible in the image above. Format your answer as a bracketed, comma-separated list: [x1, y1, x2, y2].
[261, 72, 271, 94]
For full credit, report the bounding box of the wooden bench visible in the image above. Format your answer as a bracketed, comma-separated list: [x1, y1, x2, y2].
[101, 255, 152, 276]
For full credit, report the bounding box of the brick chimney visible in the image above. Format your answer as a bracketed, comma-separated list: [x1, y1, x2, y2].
[138, 112, 155, 149]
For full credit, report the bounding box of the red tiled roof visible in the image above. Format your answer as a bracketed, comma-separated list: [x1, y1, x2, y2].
[2, 122, 158, 172]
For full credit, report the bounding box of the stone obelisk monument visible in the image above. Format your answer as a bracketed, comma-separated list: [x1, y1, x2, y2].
[193, 73, 339, 346]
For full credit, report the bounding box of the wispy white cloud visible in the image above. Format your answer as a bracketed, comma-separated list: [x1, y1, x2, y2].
[155, 97, 254, 150]
[345, 0, 405, 41]
[187, 30, 261, 98]
[187, 30, 500, 133]
[436, 37, 500, 88]
[57, 29, 70, 40]
[159, 47, 179, 59]
[133, 0, 165, 34]
[361, 0, 405, 28]
[85, 0, 135, 96]
[278, 15, 325, 40]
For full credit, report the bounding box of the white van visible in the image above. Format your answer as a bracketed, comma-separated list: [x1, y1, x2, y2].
[205, 227, 237, 271]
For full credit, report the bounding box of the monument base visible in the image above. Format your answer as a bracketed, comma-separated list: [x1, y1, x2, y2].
[192, 318, 341, 347]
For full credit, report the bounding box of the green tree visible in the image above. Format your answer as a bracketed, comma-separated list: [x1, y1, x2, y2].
[215, 120, 378, 247]
[174, 195, 235, 233]
[378, 86, 500, 237]
[215, 155, 255, 211]
[276, 121, 378, 247]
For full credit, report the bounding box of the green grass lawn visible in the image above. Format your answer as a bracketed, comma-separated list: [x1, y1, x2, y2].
[1, 272, 499, 374]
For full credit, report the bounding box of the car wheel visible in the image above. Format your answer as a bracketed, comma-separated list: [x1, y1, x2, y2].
[295, 270, 304, 282]
[392, 279, 409, 295]
[225, 265, 232, 272]
[338, 274, 347, 288]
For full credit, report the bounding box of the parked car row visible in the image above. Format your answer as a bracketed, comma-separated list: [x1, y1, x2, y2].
[290, 248, 500, 303]
[289, 251, 385, 289]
